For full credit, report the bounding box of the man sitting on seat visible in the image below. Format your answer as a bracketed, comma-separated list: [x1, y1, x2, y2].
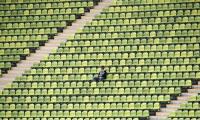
[93, 66, 107, 82]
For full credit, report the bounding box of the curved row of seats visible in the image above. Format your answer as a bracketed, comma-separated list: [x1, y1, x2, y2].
[9, 79, 192, 87]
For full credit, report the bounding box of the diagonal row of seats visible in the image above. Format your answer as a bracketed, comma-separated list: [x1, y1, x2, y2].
[0, 0, 199, 119]
[0, 0, 99, 76]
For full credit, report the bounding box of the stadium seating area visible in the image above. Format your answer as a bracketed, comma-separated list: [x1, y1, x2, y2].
[0, 0, 200, 119]
[0, 0, 98, 76]
[168, 94, 200, 120]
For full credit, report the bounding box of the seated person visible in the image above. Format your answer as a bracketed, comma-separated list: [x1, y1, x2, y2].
[93, 66, 107, 82]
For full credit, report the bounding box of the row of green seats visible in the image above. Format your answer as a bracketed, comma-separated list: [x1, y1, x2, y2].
[0, 62, 11, 69]
[96, 10, 199, 19]
[1, 87, 181, 95]
[42, 58, 199, 65]
[64, 37, 199, 46]
[28, 63, 200, 74]
[0, 102, 160, 110]
[112, 0, 198, 5]
[53, 50, 198, 57]
[41, 30, 200, 38]
[23, 72, 200, 80]
[57, 44, 200, 51]
[83, 23, 200, 32]
[107, 3, 199, 12]
[0, 1, 93, 10]
[1, 15, 76, 22]
[17, 71, 196, 80]
[0, 117, 139, 120]
[1, 21, 67, 29]
[0, 55, 20, 62]
[1, 14, 76, 22]
[0, 95, 170, 103]
[0, 42, 39, 48]
[180, 102, 200, 110]
[0, 8, 85, 16]
[22, 71, 200, 80]
[75, 32, 199, 39]
[0, 110, 149, 118]
[31, 64, 200, 72]
[10, 79, 192, 88]
[169, 110, 200, 118]
[0, 88, 178, 96]
[64, 38, 199, 48]
[5, 23, 200, 33]
[16, 72, 195, 81]
[0, 49, 30, 55]
[88, 16, 200, 26]
[0, 28, 57, 35]
[43, 57, 199, 67]
[34, 54, 199, 64]
[41, 57, 200, 64]
[0, 35, 48, 42]
[70, 30, 200, 39]
[0, 0, 93, 3]
[53, 51, 199, 59]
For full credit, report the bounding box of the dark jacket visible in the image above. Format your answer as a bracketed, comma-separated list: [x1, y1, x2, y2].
[98, 70, 107, 79]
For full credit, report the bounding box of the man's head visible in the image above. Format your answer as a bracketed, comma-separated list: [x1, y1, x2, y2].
[101, 66, 105, 70]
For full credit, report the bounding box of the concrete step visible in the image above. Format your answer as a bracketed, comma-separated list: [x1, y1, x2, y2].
[188, 88, 200, 93]
[176, 96, 189, 101]
[150, 116, 168, 120]
[54, 36, 67, 40]
[163, 104, 179, 108]
[182, 93, 197, 96]
[25, 57, 43, 61]
[193, 85, 200, 88]
[171, 100, 184, 104]
[63, 30, 77, 34]
[160, 107, 178, 112]
[156, 112, 170, 116]
[44, 43, 60, 47]
[0, 77, 13, 81]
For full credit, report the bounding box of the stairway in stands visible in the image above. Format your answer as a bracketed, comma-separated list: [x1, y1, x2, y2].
[150, 81, 200, 120]
[168, 89, 200, 120]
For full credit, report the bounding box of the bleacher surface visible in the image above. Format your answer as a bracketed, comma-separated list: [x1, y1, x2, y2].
[0, 0, 200, 120]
